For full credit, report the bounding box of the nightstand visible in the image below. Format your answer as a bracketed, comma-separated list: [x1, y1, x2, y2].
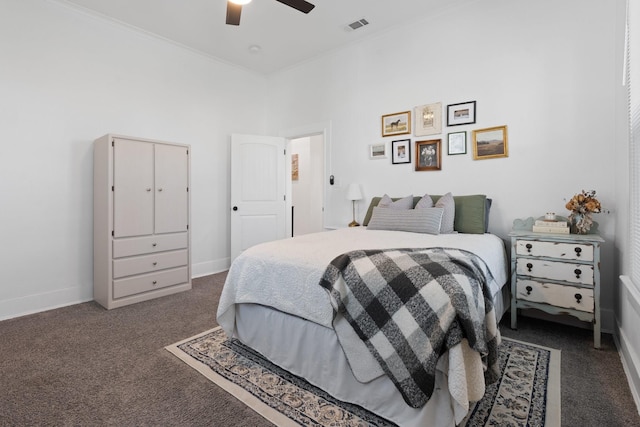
[509, 217, 604, 348]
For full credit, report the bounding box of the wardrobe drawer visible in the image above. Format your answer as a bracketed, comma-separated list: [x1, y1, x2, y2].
[113, 267, 189, 299]
[515, 240, 593, 262]
[113, 233, 188, 258]
[112, 250, 188, 279]
[516, 258, 594, 285]
[516, 279, 594, 313]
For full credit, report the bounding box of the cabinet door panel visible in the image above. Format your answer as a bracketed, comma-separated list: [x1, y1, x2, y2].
[113, 139, 154, 237]
[155, 144, 189, 234]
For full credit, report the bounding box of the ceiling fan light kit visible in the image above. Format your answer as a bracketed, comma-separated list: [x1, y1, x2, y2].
[226, 0, 315, 26]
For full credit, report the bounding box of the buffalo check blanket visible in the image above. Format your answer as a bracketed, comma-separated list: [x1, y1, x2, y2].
[319, 247, 500, 408]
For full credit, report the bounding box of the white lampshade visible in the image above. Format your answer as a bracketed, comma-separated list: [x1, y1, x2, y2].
[346, 183, 363, 201]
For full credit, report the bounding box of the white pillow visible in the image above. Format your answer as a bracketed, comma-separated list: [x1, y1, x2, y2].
[367, 206, 443, 234]
[378, 194, 414, 210]
[436, 192, 455, 233]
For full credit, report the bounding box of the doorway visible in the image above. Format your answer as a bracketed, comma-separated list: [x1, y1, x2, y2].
[290, 135, 324, 236]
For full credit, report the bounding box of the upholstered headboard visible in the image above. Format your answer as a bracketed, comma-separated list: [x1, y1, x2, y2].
[363, 194, 492, 234]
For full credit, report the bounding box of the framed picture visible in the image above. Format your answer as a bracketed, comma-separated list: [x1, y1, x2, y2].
[414, 102, 442, 136]
[447, 101, 476, 126]
[369, 143, 387, 159]
[415, 139, 442, 171]
[447, 131, 467, 155]
[472, 125, 508, 160]
[381, 111, 411, 137]
[391, 139, 411, 164]
[291, 154, 299, 180]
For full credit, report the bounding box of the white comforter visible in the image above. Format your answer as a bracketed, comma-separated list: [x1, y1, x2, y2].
[217, 227, 508, 334]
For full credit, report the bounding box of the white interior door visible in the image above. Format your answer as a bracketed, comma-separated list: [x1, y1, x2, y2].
[230, 134, 286, 261]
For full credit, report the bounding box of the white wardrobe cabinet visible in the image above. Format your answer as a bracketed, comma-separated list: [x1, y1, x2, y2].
[94, 134, 191, 309]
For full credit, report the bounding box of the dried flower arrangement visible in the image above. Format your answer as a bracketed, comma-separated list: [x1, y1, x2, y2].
[565, 190, 601, 234]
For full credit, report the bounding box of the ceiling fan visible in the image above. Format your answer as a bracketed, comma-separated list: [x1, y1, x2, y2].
[226, 0, 315, 26]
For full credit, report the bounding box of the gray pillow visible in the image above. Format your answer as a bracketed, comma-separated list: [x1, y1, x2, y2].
[367, 206, 443, 234]
[415, 194, 434, 209]
[378, 194, 413, 210]
[435, 192, 455, 233]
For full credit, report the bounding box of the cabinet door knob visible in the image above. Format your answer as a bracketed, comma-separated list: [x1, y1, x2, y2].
[158, 188, 163, 192]
[574, 247, 582, 257]
[526, 285, 533, 295]
[574, 268, 582, 278]
[146, 188, 151, 192]
[525, 243, 533, 253]
[575, 293, 582, 303]
[526, 263, 533, 272]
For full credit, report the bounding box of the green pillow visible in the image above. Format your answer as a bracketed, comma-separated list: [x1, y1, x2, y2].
[363, 194, 489, 234]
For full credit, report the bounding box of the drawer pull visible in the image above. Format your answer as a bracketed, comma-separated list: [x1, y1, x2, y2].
[526, 263, 533, 272]
[146, 188, 151, 192]
[152, 280, 157, 285]
[152, 243, 157, 247]
[575, 293, 582, 303]
[525, 243, 533, 253]
[575, 247, 582, 257]
[526, 285, 533, 295]
[574, 268, 582, 279]
[152, 262, 158, 266]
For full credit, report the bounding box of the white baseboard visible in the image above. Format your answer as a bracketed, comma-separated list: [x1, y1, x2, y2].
[0, 286, 93, 322]
[191, 258, 230, 278]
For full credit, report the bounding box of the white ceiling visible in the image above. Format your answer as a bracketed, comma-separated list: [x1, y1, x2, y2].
[59, 0, 475, 75]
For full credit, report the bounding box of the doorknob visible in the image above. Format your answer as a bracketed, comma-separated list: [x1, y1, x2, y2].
[233, 206, 238, 211]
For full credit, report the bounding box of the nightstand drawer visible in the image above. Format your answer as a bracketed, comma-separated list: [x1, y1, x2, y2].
[516, 279, 594, 313]
[516, 258, 594, 285]
[515, 240, 594, 261]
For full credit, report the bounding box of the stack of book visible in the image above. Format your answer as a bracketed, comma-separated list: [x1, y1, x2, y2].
[532, 219, 569, 234]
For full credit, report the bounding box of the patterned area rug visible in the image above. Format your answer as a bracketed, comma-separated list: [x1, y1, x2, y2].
[166, 328, 560, 427]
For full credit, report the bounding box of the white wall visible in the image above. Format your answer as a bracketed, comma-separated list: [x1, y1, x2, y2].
[0, 0, 267, 320]
[266, 0, 625, 331]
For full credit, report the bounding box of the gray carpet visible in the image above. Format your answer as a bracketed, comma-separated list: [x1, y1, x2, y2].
[0, 272, 638, 426]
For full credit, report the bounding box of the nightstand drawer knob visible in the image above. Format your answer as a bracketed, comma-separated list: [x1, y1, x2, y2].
[575, 247, 582, 257]
[575, 293, 582, 303]
[525, 243, 533, 253]
[526, 285, 533, 295]
[574, 268, 582, 278]
[526, 263, 533, 272]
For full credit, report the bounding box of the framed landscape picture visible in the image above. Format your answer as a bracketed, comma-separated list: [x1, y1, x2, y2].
[415, 139, 441, 171]
[381, 111, 411, 137]
[472, 125, 508, 160]
[369, 143, 387, 159]
[447, 101, 476, 126]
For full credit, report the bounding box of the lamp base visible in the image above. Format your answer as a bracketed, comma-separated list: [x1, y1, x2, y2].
[348, 220, 360, 227]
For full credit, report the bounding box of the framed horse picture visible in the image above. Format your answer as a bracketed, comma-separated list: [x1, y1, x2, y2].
[381, 111, 411, 137]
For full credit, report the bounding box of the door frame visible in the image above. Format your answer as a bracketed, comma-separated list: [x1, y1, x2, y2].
[279, 121, 332, 237]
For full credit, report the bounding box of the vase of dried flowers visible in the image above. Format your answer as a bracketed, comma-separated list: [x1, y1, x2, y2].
[565, 190, 601, 234]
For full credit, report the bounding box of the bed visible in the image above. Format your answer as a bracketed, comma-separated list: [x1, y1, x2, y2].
[217, 194, 509, 426]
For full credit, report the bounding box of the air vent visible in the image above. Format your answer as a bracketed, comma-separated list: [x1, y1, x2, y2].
[347, 18, 369, 31]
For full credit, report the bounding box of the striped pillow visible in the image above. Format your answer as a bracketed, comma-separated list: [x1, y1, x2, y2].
[367, 207, 444, 234]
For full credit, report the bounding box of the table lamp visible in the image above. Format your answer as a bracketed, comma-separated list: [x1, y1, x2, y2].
[346, 183, 363, 227]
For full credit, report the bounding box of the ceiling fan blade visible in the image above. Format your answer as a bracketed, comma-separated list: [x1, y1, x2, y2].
[226, 2, 242, 25]
[274, 0, 315, 14]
